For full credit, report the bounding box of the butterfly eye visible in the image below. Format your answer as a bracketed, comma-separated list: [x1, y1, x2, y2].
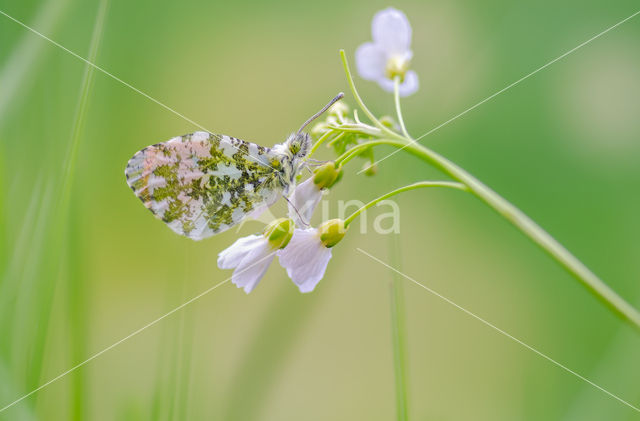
[289, 142, 301, 155]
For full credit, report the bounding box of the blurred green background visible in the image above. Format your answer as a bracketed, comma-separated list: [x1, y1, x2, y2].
[2, 0, 640, 419]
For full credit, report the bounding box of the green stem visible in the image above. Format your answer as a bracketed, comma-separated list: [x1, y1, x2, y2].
[308, 129, 336, 157]
[335, 139, 405, 167]
[326, 131, 347, 147]
[393, 76, 411, 139]
[344, 181, 467, 227]
[335, 147, 361, 167]
[347, 139, 640, 332]
[339, 50, 404, 141]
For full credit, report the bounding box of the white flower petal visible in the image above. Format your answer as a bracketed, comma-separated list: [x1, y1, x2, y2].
[233, 244, 275, 294]
[217, 235, 264, 269]
[355, 42, 387, 81]
[372, 8, 412, 55]
[278, 229, 332, 293]
[377, 70, 419, 97]
[218, 235, 276, 293]
[288, 178, 323, 226]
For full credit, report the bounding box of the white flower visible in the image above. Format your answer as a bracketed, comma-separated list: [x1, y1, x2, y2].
[288, 177, 323, 226]
[217, 235, 276, 293]
[278, 228, 333, 293]
[355, 8, 419, 96]
[287, 162, 341, 226]
[218, 218, 294, 294]
[278, 219, 346, 293]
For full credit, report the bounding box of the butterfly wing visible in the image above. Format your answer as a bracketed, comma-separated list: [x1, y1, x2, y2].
[125, 131, 284, 240]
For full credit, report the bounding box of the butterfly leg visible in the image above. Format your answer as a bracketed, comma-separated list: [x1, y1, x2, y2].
[284, 195, 310, 227]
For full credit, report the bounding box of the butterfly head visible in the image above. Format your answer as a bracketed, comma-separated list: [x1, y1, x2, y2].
[285, 132, 311, 160]
[280, 92, 344, 162]
[271, 132, 311, 163]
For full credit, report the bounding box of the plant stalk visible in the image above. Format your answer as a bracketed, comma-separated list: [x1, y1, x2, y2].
[343, 139, 640, 332]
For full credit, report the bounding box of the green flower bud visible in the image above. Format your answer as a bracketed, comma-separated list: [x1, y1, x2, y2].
[311, 122, 330, 136]
[379, 115, 396, 129]
[328, 101, 349, 118]
[312, 162, 342, 189]
[362, 162, 378, 176]
[333, 166, 344, 184]
[263, 218, 294, 249]
[318, 219, 347, 248]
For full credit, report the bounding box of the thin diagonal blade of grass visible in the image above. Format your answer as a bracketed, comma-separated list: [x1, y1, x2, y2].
[0, 361, 37, 421]
[150, 318, 175, 421]
[149, 293, 178, 421]
[0, 175, 43, 330]
[65, 203, 89, 421]
[0, 0, 71, 128]
[221, 282, 328, 420]
[8, 180, 55, 391]
[167, 300, 195, 421]
[0, 175, 44, 399]
[171, 251, 195, 421]
[149, 311, 182, 421]
[2, 0, 110, 414]
[149, 250, 195, 421]
[0, 0, 73, 409]
[61, 1, 110, 418]
[0, 153, 5, 287]
[562, 296, 640, 420]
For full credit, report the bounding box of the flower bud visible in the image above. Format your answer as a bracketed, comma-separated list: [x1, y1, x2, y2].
[311, 122, 330, 136]
[328, 101, 349, 118]
[362, 162, 378, 176]
[312, 162, 342, 189]
[318, 219, 347, 248]
[311, 116, 339, 137]
[379, 115, 396, 129]
[263, 218, 295, 249]
[333, 167, 344, 184]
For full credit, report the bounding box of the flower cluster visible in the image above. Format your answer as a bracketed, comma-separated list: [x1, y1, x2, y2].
[218, 7, 419, 294]
[218, 217, 346, 294]
[218, 148, 346, 293]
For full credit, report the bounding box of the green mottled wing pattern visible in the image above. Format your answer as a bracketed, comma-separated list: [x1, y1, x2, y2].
[125, 131, 284, 240]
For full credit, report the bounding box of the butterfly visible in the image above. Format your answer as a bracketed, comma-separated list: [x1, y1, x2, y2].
[125, 93, 343, 241]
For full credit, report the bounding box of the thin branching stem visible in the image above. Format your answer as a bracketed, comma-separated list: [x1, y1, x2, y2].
[339, 50, 405, 141]
[308, 130, 336, 156]
[326, 131, 347, 147]
[335, 139, 405, 167]
[393, 76, 411, 139]
[340, 137, 640, 332]
[338, 48, 640, 332]
[345, 181, 467, 226]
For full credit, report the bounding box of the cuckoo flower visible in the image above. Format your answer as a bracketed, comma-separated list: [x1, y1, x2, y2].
[355, 7, 418, 96]
[278, 219, 346, 293]
[218, 218, 293, 293]
[287, 162, 341, 226]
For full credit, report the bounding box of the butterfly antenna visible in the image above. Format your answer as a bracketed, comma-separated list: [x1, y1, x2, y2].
[297, 92, 345, 135]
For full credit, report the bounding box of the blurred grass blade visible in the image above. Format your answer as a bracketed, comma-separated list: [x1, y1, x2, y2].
[388, 234, 409, 421]
[222, 283, 326, 420]
[0, 0, 71, 128]
[62, 0, 110, 419]
[149, 250, 194, 421]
